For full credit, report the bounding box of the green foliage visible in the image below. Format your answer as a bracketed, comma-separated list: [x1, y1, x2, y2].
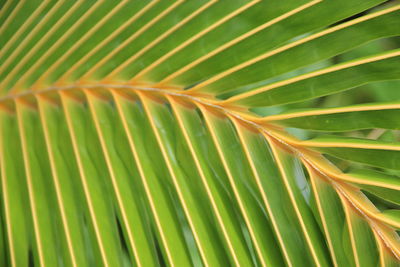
[0, 0, 399, 266]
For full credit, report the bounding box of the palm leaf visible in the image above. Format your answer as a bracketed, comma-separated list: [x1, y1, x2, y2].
[1, 0, 400, 266]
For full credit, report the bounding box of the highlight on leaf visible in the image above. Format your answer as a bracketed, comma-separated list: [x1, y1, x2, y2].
[0, 0, 399, 266]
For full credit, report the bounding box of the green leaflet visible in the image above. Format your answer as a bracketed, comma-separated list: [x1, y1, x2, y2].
[306, 167, 354, 267]
[60, 94, 125, 266]
[300, 135, 400, 170]
[169, 99, 257, 266]
[233, 124, 320, 266]
[16, 102, 64, 266]
[113, 93, 194, 266]
[140, 0, 311, 83]
[230, 50, 400, 107]
[182, 0, 390, 93]
[37, 98, 92, 267]
[268, 141, 331, 266]
[2, 1, 96, 91]
[265, 102, 400, 131]
[200, 107, 285, 266]
[0, 111, 31, 267]
[340, 198, 379, 267]
[85, 92, 161, 266]
[50, 0, 152, 84]
[139, 93, 230, 266]
[0, 0, 75, 87]
[0, 0, 55, 65]
[95, 0, 214, 80]
[25, 1, 121, 88]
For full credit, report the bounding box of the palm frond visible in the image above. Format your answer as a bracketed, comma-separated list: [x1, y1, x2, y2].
[1, 0, 400, 266]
